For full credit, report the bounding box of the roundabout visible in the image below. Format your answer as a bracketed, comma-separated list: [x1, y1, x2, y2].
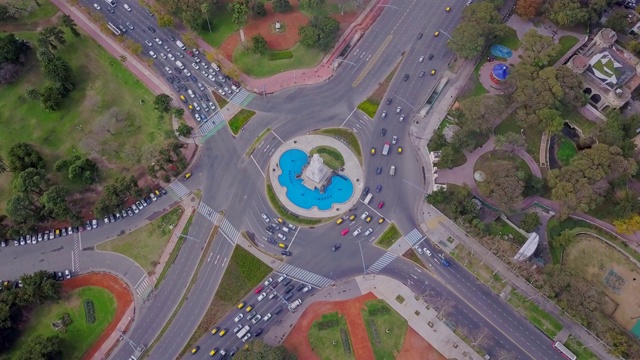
[268, 134, 363, 218]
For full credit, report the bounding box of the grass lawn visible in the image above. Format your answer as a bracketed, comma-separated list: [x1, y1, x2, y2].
[362, 300, 407, 360]
[488, 218, 527, 244]
[357, 99, 380, 118]
[233, 43, 323, 78]
[3, 287, 116, 360]
[313, 128, 362, 164]
[550, 35, 579, 65]
[96, 207, 184, 274]
[494, 27, 521, 51]
[155, 212, 193, 289]
[475, 149, 533, 180]
[494, 114, 543, 160]
[196, 6, 237, 47]
[0, 28, 173, 212]
[310, 145, 345, 170]
[266, 184, 324, 225]
[556, 136, 577, 165]
[564, 337, 598, 360]
[467, 58, 489, 99]
[560, 106, 596, 135]
[9, 0, 60, 24]
[228, 109, 256, 135]
[308, 312, 353, 360]
[375, 223, 401, 249]
[507, 290, 563, 338]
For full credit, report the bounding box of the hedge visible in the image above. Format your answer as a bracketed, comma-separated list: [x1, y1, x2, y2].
[84, 299, 96, 324]
[269, 50, 293, 61]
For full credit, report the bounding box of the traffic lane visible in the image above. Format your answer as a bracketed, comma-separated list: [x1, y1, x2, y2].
[80, 249, 145, 290]
[112, 211, 214, 359]
[0, 237, 74, 280]
[149, 230, 233, 359]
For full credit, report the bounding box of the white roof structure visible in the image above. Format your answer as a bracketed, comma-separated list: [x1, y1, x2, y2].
[513, 233, 539, 262]
[304, 154, 328, 183]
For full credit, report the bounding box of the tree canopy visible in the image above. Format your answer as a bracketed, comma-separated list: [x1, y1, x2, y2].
[478, 159, 525, 209]
[7, 143, 44, 172]
[299, 15, 340, 52]
[235, 340, 297, 360]
[448, 2, 507, 59]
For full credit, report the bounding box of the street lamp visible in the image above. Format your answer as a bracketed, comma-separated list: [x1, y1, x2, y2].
[175, 233, 200, 242]
[438, 30, 454, 41]
[77, 124, 86, 135]
[377, 4, 400, 9]
[333, 59, 356, 66]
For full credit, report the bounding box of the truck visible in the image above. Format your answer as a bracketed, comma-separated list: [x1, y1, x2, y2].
[382, 142, 390, 156]
[288, 298, 303, 311]
[175, 40, 186, 50]
[175, 61, 184, 70]
[236, 325, 250, 339]
[389, 165, 396, 176]
[364, 193, 373, 205]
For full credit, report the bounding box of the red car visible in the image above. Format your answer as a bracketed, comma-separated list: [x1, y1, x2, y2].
[341, 228, 350, 236]
[255, 285, 264, 294]
[378, 201, 385, 209]
[187, 50, 194, 57]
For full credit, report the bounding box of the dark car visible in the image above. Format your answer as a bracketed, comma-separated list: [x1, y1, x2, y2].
[168, 35, 175, 41]
[274, 305, 283, 314]
[284, 285, 294, 293]
[381, 128, 386, 136]
[147, 26, 156, 33]
[428, 53, 434, 60]
[386, 98, 392, 105]
[376, 167, 382, 175]
[296, 283, 306, 291]
[281, 250, 292, 256]
[417, 32, 423, 39]
[376, 185, 383, 193]
[230, 348, 238, 356]
[266, 226, 275, 234]
[190, 75, 197, 82]
[283, 292, 293, 301]
[403, 74, 409, 81]
[160, 188, 168, 195]
[332, 243, 342, 251]
[282, 278, 293, 286]
[167, 76, 174, 83]
[254, 328, 263, 337]
[266, 237, 276, 244]
[56, 272, 64, 281]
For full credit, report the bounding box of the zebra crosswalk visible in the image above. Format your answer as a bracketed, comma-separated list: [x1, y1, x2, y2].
[229, 88, 255, 106]
[403, 228, 424, 246]
[366, 252, 398, 274]
[220, 218, 239, 244]
[277, 263, 333, 288]
[168, 181, 190, 200]
[134, 275, 152, 299]
[197, 202, 218, 223]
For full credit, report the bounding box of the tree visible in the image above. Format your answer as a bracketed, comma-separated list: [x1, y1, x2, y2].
[235, 340, 297, 360]
[41, 185, 74, 220]
[448, 22, 487, 59]
[537, 108, 563, 134]
[628, 41, 640, 55]
[478, 160, 525, 209]
[514, 0, 542, 20]
[495, 132, 526, 151]
[273, 0, 292, 12]
[173, 107, 185, 118]
[301, 0, 325, 10]
[182, 31, 199, 50]
[158, 13, 174, 27]
[598, 111, 640, 157]
[438, 146, 459, 169]
[41, 56, 74, 91]
[614, 215, 640, 234]
[0, 156, 7, 173]
[25, 88, 40, 100]
[0, 62, 22, 84]
[6, 193, 42, 224]
[228, 0, 249, 27]
[7, 142, 44, 172]
[546, 0, 589, 27]
[448, 2, 507, 59]
[459, 95, 507, 133]
[18, 271, 61, 305]
[521, 29, 560, 68]
[176, 122, 193, 137]
[604, 9, 628, 33]
[59, 14, 80, 37]
[153, 93, 172, 113]
[468, 327, 492, 347]
[68, 157, 98, 184]
[40, 84, 63, 110]
[519, 212, 540, 232]
[251, 34, 268, 55]
[13, 168, 48, 196]
[37, 26, 66, 53]
[555, 66, 585, 107]
[299, 15, 340, 51]
[0, 33, 30, 64]
[253, 1, 266, 16]
[16, 334, 63, 360]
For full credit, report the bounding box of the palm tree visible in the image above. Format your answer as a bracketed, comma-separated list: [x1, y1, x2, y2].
[0, 156, 7, 173]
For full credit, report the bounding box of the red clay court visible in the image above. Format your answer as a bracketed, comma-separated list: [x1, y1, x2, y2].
[284, 292, 445, 360]
[62, 272, 133, 360]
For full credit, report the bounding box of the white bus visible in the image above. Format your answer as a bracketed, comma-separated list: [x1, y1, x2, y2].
[552, 341, 577, 360]
[364, 193, 373, 205]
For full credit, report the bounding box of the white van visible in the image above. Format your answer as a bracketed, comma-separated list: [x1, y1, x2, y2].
[123, 3, 131, 11]
[210, 62, 220, 71]
[175, 60, 184, 70]
[389, 165, 396, 176]
[176, 40, 186, 50]
[282, 226, 290, 233]
[277, 233, 287, 241]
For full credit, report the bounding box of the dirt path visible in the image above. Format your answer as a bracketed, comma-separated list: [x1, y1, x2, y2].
[0, 11, 63, 32]
[61, 272, 133, 360]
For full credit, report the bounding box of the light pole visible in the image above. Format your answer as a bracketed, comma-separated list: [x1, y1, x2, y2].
[377, 4, 400, 9]
[333, 59, 356, 66]
[77, 124, 86, 135]
[439, 30, 454, 41]
[175, 233, 200, 242]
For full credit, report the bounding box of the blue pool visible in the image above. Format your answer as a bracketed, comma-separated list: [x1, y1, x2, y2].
[277, 149, 354, 210]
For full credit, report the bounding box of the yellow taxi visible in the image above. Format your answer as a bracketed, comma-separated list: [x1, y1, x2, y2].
[397, 147, 403, 154]
[237, 301, 245, 309]
[434, 31, 439, 37]
[365, 216, 372, 223]
[279, 243, 287, 249]
[219, 328, 227, 337]
[180, 95, 187, 103]
[191, 346, 200, 354]
[277, 217, 284, 223]
[209, 347, 218, 356]
[188, 104, 194, 112]
[378, 217, 385, 224]
[185, 172, 192, 180]
[211, 327, 219, 335]
[336, 218, 344, 225]
[445, 6, 451, 12]
[245, 305, 254, 312]
[370, 147, 376, 155]
[431, 69, 436, 76]
[349, 214, 356, 221]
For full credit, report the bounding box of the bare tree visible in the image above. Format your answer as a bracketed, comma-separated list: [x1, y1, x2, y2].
[495, 348, 518, 360]
[425, 293, 456, 318]
[468, 327, 493, 347]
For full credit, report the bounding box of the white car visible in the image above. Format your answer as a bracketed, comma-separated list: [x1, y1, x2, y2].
[218, 89, 226, 96]
[145, 40, 153, 47]
[148, 51, 157, 59]
[154, 37, 163, 45]
[195, 113, 202, 122]
[123, 3, 131, 11]
[164, 66, 172, 74]
[188, 89, 194, 98]
[381, 111, 387, 119]
[163, 45, 171, 52]
[263, 313, 272, 322]
[392, 136, 398, 144]
[167, 53, 175, 61]
[184, 69, 191, 76]
[361, 211, 369, 220]
[352, 227, 362, 237]
[207, 74, 215, 81]
[208, 102, 216, 111]
[425, 249, 432, 256]
[364, 228, 373, 236]
[192, 62, 200, 70]
[264, 277, 273, 286]
[233, 313, 244, 323]
[419, 56, 425, 63]
[93, 3, 101, 10]
[415, 246, 423, 255]
[261, 214, 270, 223]
[258, 292, 267, 301]
[251, 315, 262, 324]
[160, 52, 166, 59]
[193, 102, 201, 111]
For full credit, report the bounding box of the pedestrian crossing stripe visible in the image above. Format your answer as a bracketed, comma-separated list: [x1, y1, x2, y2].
[403, 228, 424, 246]
[366, 252, 397, 274]
[277, 264, 333, 288]
[200, 121, 227, 143]
[135, 276, 151, 298]
[168, 181, 190, 200]
[197, 202, 218, 223]
[220, 218, 239, 244]
[228, 89, 254, 106]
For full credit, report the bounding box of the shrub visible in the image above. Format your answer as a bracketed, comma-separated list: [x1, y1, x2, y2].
[317, 319, 339, 330]
[268, 50, 293, 60]
[357, 99, 379, 118]
[84, 299, 96, 324]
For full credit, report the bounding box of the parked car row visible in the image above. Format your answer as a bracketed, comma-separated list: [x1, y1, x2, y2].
[104, 188, 168, 225]
[0, 270, 70, 291]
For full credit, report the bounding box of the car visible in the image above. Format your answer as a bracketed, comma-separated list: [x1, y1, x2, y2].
[274, 305, 284, 314]
[233, 313, 244, 322]
[266, 237, 276, 244]
[247, 310, 257, 320]
[349, 214, 356, 221]
[283, 292, 294, 301]
[146, 8, 154, 16]
[296, 283, 306, 291]
[381, 128, 386, 136]
[160, 188, 168, 195]
[211, 327, 220, 335]
[237, 301, 245, 309]
[336, 217, 344, 225]
[378, 201, 385, 209]
[353, 227, 362, 236]
[255, 285, 264, 294]
[426, 249, 432, 256]
[167, 53, 175, 61]
[403, 74, 409, 81]
[209, 348, 218, 356]
[281, 250, 293, 256]
[115, 212, 122, 221]
[135, 201, 144, 209]
[363, 186, 370, 195]
[396, 106, 402, 114]
[261, 213, 270, 223]
[264, 277, 273, 286]
[419, 70, 426, 78]
[185, 172, 192, 179]
[191, 346, 200, 354]
[365, 216, 372, 223]
[399, 115, 405, 122]
[361, 211, 369, 220]
[254, 328, 264, 337]
[417, 32, 423, 39]
[268, 292, 277, 299]
[126, 22, 134, 30]
[64, 269, 71, 279]
[184, 69, 191, 76]
[266, 226, 275, 234]
[392, 136, 398, 144]
[386, 98, 392, 105]
[381, 111, 387, 119]
[282, 278, 293, 286]
[150, 192, 157, 201]
[376, 185, 382, 192]
[124, 3, 131, 11]
[194, 113, 201, 122]
[434, 31, 440, 37]
[428, 53, 434, 60]
[148, 26, 156, 33]
[251, 315, 262, 324]
[208, 102, 216, 110]
[104, 216, 110, 224]
[245, 305, 253, 312]
[230, 347, 238, 356]
[233, 324, 243, 333]
[416, 246, 424, 255]
[397, 147, 403, 154]
[144, 40, 153, 47]
[263, 313, 272, 322]
[219, 329, 227, 338]
[93, 3, 101, 10]
[258, 292, 268, 301]
[148, 51, 157, 59]
[241, 333, 252, 342]
[86, 220, 93, 230]
[376, 167, 382, 175]
[445, 6, 451, 11]
[126, 208, 133, 216]
[370, 147, 376, 155]
[192, 62, 200, 70]
[341, 228, 349, 236]
[419, 56, 425, 63]
[37, 233, 43, 242]
[160, 52, 166, 59]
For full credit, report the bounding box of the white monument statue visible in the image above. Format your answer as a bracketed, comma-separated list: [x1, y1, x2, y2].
[304, 154, 329, 184]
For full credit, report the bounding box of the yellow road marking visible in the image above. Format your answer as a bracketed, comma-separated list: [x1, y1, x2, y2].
[352, 34, 393, 88]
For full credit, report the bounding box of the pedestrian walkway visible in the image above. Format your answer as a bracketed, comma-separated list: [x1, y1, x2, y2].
[366, 252, 397, 273]
[219, 218, 240, 244]
[73, 233, 81, 273]
[404, 228, 424, 246]
[197, 201, 218, 223]
[168, 181, 190, 200]
[134, 274, 152, 300]
[228, 88, 255, 106]
[277, 263, 333, 288]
